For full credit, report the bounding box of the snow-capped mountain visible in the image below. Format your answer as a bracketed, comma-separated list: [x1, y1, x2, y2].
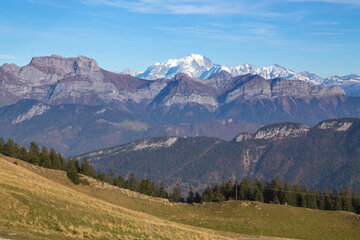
[137, 54, 215, 80]
[126, 54, 324, 85]
[323, 74, 360, 96]
[1, 54, 359, 156]
[323, 74, 360, 85]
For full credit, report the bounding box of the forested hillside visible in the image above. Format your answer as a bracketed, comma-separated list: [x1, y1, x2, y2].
[78, 118, 360, 192]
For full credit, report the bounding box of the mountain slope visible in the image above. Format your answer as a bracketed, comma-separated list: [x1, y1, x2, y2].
[1, 155, 360, 240]
[134, 54, 325, 84]
[0, 155, 233, 240]
[1, 55, 360, 155]
[126, 53, 360, 95]
[78, 118, 360, 192]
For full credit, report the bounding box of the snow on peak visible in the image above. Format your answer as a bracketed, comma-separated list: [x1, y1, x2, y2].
[12, 103, 50, 124]
[132, 54, 324, 85]
[137, 53, 214, 80]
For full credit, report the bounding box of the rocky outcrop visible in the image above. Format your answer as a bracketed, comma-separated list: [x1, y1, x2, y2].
[235, 133, 253, 142]
[317, 119, 354, 132]
[236, 122, 310, 141]
[254, 123, 310, 140]
[76, 118, 360, 192]
[0, 55, 359, 155]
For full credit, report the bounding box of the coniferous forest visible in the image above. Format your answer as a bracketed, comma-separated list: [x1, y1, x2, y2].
[1, 137, 359, 214]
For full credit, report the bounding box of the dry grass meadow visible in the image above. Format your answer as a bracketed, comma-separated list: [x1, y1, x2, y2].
[0, 154, 359, 240]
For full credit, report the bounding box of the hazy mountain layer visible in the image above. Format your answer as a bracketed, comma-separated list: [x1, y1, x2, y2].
[77, 118, 360, 192]
[1, 55, 360, 155]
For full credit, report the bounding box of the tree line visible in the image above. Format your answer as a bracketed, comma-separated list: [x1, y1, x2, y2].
[1, 137, 359, 214]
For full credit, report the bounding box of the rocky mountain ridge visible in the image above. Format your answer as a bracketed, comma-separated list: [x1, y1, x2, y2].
[77, 118, 360, 192]
[125, 53, 360, 96]
[0, 55, 360, 155]
[0, 55, 346, 109]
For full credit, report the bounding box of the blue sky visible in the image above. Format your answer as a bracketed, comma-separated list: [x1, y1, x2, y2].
[0, 0, 359, 77]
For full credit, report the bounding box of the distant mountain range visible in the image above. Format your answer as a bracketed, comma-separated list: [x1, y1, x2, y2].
[77, 118, 360, 192]
[1, 55, 360, 155]
[123, 53, 360, 96]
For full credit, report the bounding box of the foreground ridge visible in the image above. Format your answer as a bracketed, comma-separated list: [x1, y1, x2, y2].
[0, 154, 359, 240]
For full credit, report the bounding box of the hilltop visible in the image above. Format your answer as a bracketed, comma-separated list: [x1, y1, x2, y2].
[0, 154, 360, 239]
[78, 118, 360, 192]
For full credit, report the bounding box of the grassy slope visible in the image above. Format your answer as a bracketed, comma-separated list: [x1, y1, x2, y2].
[0, 156, 235, 240]
[1, 155, 360, 240]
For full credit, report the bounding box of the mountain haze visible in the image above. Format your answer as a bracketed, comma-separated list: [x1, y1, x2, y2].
[1, 55, 360, 155]
[77, 118, 360, 192]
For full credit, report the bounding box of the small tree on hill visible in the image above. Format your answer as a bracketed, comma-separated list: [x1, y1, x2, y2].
[106, 169, 115, 185]
[158, 181, 169, 199]
[66, 159, 80, 185]
[170, 183, 182, 202]
[40, 146, 52, 168]
[28, 142, 40, 165]
[186, 186, 195, 203]
[115, 175, 125, 188]
[3, 139, 16, 157]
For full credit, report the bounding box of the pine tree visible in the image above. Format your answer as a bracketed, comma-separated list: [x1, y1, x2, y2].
[97, 172, 106, 181]
[158, 181, 169, 199]
[211, 183, 225, 202]
[18, 146, 29, 162]
[331, 189, 342, 210]
[239, 178, 251, 200]
[194, 191, 201, 203]
[49, 148, 61, 170]
[340, 187, 353, 212]
[40, 146, 52, 168]
[80, 157, 96, 177]
[126, 173, 138, 191]
[139, 179, 157, 196]
[28, 142, 40, 165]
[306, 188, 318, 209]
[3, 139, 16, 157]
[170, 183, 182, 202]
[58, 153, 67, 170]
[253, 186, 264, 202]
[269, 178, 283, 204]
[283, 182, 295, 206]
[114, 175, 125, 188]
[352, 191, 360, 214]
[220, 181, 234, 200]
[201, 185, 212, 203]
[323, 188, 332, 210]
[106, 169, 114, 185]
[186, 186, 195, 203]
[0, 137, 5, 154]
[66, 159, 80, 184]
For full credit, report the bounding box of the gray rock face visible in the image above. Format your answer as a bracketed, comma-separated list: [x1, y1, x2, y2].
[254, 123, 310, 140]
[317, 119, 353, 132]
[235, 122, 310, 141]
[235, 133, 253, 142]
[0, 55, 347, 108]
[0, 55, 359, 155]
[221, 75, 344, 104]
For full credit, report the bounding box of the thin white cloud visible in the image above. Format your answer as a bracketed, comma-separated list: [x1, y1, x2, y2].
[311, 32, 343, 35]
[288, 0, 360, 4]
[0, 55, 16, 60]
[312, 21, 339, 25]
[82, 0, 289, 16]
[155, 23, 285, 45]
